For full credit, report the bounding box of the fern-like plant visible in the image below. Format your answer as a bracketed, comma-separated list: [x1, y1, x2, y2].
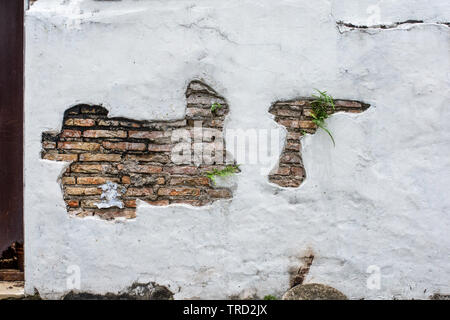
[310, 89, 335, 146]
[206, 164, 239, 184]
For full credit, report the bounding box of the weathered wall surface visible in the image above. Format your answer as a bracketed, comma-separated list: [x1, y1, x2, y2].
[25, 0, 450, 299]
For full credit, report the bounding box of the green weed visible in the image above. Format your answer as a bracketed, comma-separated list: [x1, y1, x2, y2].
[206, 164, 240, 184]
[310, 89, 335, 146]
[211, 102, 222, 113]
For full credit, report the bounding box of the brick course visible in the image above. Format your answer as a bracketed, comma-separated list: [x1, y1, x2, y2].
[269, 98, 370, 188]
[41, 80, 236, 220]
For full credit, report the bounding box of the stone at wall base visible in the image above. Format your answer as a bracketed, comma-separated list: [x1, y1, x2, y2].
[0, 281, 25, 300]
[282, 283, 348, 300]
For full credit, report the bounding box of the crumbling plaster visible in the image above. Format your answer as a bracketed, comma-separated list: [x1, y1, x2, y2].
[25, 0, 450, 299]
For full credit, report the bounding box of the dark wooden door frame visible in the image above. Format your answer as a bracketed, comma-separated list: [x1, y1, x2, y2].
[0, 0, 25, 258]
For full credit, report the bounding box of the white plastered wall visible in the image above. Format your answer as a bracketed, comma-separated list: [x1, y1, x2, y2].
[25, 0, 450, 299]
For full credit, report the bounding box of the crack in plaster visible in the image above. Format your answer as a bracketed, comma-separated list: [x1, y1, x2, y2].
[336, 20, 450, 33]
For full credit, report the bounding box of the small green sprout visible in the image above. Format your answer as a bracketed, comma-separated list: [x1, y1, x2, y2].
[310, 89, 336, 146]
[211, 102, 222, 113]
[263, 295, 277, 300]
[206, 164, 240, 184]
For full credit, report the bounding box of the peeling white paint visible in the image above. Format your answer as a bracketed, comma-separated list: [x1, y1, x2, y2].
[95, 181, 125, 210]
[25, 0, 450, 299]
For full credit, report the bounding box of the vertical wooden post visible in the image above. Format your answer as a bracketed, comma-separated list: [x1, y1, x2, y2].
[0, 0, 25, 256]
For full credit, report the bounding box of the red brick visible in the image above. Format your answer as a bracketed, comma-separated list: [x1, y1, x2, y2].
[166, 120, 186, 127]
[334, 100, 362, 108]
[70, 210, 95, 218]
[90, 210, 114, 219]
[65, 118, 95, 126]
[66, 200, 79, 208]
[298, 120, 316, 129]
[65, 187, 102, 196]
[43, 151, 78, 162]
[83, 130, 127, 138]
[42, 141, 56, 149]
[119, 120, 141, 128]
[144, 200, 169, 206]
[278, 119, 316, 129]
[277, 108, 302, 117]
[286, 142, 301, 151]
[128, 131, 166, 140]
[294, 100, 310, 106]
[61, 177, 76, 184]
[290, 167, 305, 177]
[169, 176, 210, 186]
[278, 119, 301, 129]
[268, 176, 302, 188]
[340, 109, 363, 113]
[94, 209, 136, 220]
[125, 154, 169, 163]
[186, 107, 212, 117]
[163, 166, 198, 175]
[79, 153, 122, 162]
[202, 119, 224, 128]
[271, 166, 290, 176]
[124, 199, 136, 208]
[157, 187, 200, 197]
[287, 131, 304, 140]
[280, 153, 302, 164]
[98, 119, 120, 126]
[80, 105, 107, 114]
[148, 144, 172, 152]
[80, 200, 100, 208]
[118, 163, 163, 174]
[58, 141, 100, 151]
[303, 108, 313, 117]
[71, 163, 104, 173]
[125, 187, 154, 197]
[102, 141, 146, 151]
[77, 177, 119, 185]
[60, 129, 81, 138]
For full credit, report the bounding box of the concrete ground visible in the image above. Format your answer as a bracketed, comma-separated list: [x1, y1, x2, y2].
[0, 281, 24, 299]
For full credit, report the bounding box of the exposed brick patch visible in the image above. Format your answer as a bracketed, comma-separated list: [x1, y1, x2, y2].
[290, 254, 315, 288]
[41, 81, 236, 220]
[269, 98, 370, 188]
